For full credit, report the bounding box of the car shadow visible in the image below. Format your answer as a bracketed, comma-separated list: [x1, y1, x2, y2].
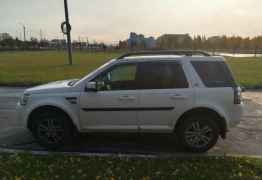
[65, 133, 184, 154]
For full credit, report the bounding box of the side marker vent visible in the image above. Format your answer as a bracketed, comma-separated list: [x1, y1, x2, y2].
[66, 97, 77, 104]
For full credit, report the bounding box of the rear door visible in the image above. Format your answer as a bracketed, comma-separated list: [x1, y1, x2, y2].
[136, 61, 194, 132]
[191, 61, 238, 121]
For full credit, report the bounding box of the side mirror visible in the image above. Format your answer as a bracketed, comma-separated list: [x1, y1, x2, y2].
[85, 82, 97, 92]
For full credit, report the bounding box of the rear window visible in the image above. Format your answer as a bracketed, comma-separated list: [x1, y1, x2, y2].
[191, 61, 236, 87]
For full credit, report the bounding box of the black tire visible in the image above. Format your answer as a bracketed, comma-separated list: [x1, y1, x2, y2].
[176, 115, 219, 153]
[31, 108, 74, 150]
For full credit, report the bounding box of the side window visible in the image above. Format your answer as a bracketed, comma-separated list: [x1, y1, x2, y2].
[94, 63, 137, 91]
[110, 64, 136, 82]
[191, 61, 236, 87]
[137, 62, 189, 89]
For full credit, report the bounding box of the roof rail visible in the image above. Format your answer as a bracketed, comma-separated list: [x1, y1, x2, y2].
[116, 50, 210, 60]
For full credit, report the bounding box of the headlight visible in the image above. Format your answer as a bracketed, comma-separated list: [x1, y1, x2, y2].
[20, 93, 30, 106]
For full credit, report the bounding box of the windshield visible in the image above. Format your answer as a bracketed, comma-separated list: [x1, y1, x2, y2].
[70, 59, 116, 86]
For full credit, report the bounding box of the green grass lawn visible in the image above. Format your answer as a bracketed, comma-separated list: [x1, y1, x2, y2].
[0, 153, 262, 180]
[0, 51, 262, 88]
[227, 57, 262, 88]
[0, 51, 121, 86]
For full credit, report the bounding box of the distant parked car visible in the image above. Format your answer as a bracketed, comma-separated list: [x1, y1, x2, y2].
[17, 51, 244, 153]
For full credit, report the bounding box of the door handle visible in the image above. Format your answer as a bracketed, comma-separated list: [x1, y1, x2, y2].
[118, 95, 136, 101]
[170, 94, 187, 100]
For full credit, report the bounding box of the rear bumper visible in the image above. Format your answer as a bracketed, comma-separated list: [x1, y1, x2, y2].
[228, 103, 245, 128]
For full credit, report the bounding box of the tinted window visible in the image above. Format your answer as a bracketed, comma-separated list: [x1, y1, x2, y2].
[191, 61, 236, 87]
[109, 64, 136, 82]
[94, 64, 138, 91]
[137, 62, 188, 89]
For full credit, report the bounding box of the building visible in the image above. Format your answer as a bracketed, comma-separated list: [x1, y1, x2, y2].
[127, 32, 156, 49]
[208, 36, 221, 43]
[86, 43, 107, 51]
[50, 39, 67, 49]
[145, 36, 156, 49]
[156, 34, 192, 49]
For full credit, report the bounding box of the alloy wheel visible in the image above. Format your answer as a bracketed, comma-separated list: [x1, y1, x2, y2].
[184, 121, 213, 148]
[37, 118, 65, 144]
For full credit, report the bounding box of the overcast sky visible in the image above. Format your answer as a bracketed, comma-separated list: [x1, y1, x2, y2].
[1, 0, 261, 44]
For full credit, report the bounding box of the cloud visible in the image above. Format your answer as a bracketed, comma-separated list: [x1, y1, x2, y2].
[1, 0, 262, 43]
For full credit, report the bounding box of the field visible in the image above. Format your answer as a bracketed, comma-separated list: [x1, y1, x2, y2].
[0, 153, 262, 180]
[0, 51, 262, 88]
[227, 57, 262, 88]
[0, 51, 120, 86]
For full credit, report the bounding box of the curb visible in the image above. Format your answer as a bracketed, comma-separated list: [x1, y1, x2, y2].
[1, 146, 262, 159]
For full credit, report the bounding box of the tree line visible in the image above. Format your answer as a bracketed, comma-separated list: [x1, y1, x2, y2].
[156, 35, 262, 53]
[0, 36, 107, 51]
[0, 37, 41, 50]
[1, 33, 262, 53]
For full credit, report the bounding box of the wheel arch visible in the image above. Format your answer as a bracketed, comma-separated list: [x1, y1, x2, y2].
[175, 107, 228, 139]
[27, 105, 78, 132]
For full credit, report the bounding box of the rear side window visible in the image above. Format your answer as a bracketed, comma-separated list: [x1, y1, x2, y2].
[191, 61, 236, 87]
[137, 62, 189, 89]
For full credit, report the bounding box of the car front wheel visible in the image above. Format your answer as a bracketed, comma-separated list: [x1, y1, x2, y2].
[177, 115, 219, 153]
[31, 109, 74, 150]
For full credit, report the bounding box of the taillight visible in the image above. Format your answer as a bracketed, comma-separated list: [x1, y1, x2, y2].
[234, 87, 242, 104]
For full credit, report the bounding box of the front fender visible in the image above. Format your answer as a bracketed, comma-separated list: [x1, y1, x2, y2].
[22, 95, 80, 130]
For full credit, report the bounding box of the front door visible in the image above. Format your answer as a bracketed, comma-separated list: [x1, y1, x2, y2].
[79, 63, 139, 132]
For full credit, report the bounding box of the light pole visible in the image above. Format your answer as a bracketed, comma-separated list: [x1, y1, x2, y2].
[62, 0, 73, 65]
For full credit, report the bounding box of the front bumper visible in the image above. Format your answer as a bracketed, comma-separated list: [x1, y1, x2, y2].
[16, 102, 29, 129]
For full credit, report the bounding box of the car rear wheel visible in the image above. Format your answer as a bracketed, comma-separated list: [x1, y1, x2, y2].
[31, 109, 74, 150]
[177, 115, 219, 153]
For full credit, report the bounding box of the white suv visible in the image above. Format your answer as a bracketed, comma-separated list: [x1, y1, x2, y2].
[17, 51, 244, 152]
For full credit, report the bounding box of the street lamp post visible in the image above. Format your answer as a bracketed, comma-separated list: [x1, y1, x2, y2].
[62, 0, 73, 65]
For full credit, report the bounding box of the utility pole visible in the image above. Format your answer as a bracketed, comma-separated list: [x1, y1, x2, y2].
[62, 0, 73, 65]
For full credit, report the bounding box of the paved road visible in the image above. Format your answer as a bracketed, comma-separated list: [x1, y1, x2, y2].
[0, 87, 262, 155]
